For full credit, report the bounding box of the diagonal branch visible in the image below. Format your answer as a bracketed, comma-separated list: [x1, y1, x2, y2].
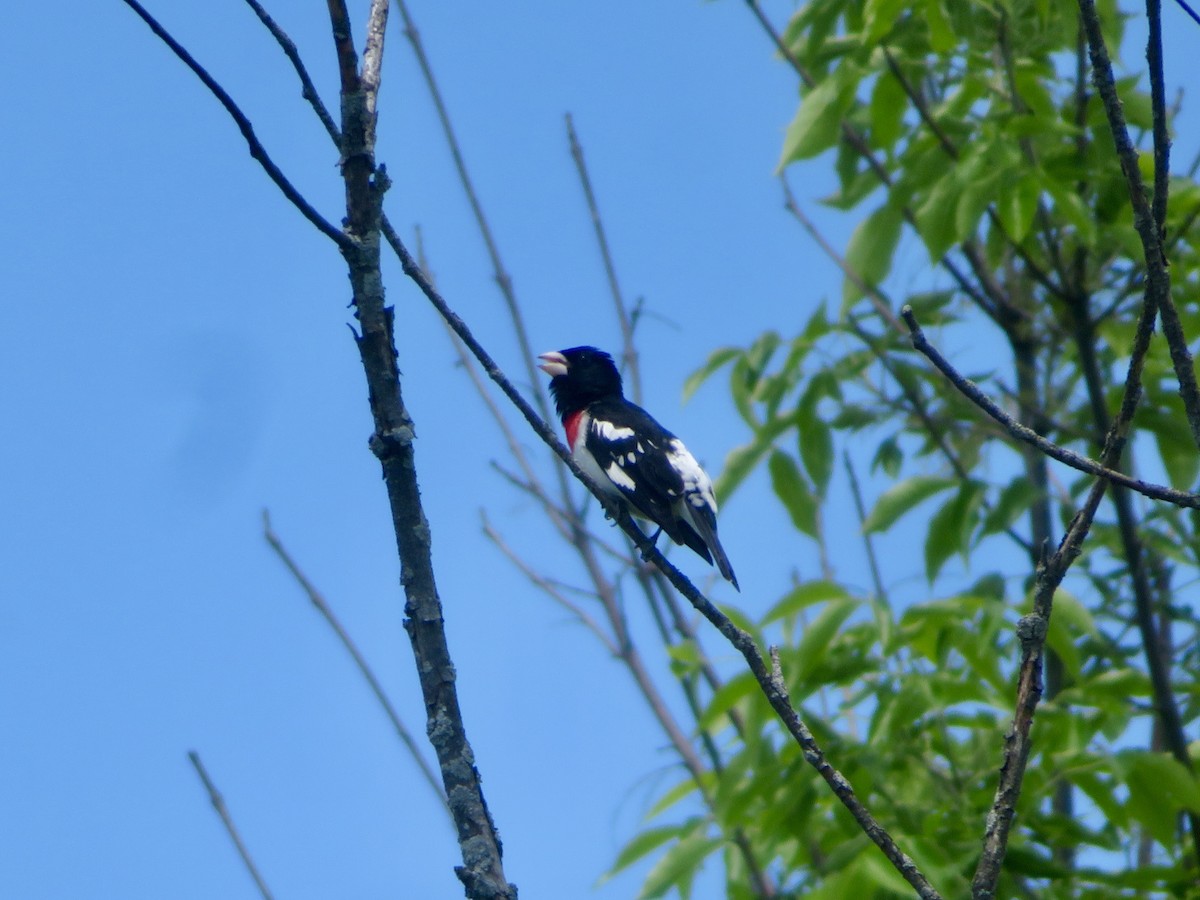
[128, 6, 515, 894]
[324, 2, 516, 896]
[121, 0, 350, 249]
[1078, 0, 1200, 449]
[902, 308, 1200, 509]
[565, 113, 642, 404]
[481, 513, 618, 655]
[241, 0, 340, 144]
[187, 751, 275, 900]
[955, 179, 1164, 891]
[392, 0, 558, 435]
[262, 512, 452, 824]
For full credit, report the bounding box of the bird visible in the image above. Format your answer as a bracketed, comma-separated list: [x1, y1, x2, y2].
[537, 346, 739, 590]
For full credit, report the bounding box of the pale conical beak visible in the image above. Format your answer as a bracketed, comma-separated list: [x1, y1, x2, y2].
[537, 351, 568, 378]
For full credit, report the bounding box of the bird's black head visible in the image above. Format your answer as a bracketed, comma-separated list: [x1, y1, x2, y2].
[537, 346, 624, 419]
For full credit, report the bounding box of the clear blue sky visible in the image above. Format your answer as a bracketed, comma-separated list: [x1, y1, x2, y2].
[2, 2, 1196, 898]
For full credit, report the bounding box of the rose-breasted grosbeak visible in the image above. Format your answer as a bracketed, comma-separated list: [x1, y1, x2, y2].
[538, 346, 739, 590]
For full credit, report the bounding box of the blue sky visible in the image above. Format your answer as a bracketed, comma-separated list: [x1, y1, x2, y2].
[3, 1, 1198, 898]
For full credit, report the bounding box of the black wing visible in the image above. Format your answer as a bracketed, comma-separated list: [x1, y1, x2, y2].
[583, 399, 714, 563]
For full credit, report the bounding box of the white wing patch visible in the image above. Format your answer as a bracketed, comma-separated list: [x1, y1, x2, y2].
[594, 420, 636, 441]
[667, 439, 717, 514]
[605, 460, 636, 491]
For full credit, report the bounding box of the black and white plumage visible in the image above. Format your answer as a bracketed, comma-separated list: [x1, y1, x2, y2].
[537, 346, 739, 590]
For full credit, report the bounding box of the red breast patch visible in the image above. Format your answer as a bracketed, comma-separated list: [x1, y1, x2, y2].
[564, 410, 585, 450]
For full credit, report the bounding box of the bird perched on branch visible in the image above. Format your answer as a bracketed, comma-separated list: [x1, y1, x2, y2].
[537, 346, 738, 590]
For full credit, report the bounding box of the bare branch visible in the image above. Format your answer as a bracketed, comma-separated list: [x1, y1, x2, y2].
[1078, 0, 1200, 448]
[1174, 0, 1200, 26]
[1146, 0, 1171, 236]
[392, 0, 558, 438]
[121, 0, 349, 249]
[241, 0, 340, 144]
[360, 0, 390, 112]
[325, 0, 359, 93]
[781, 179, 902, 333]
[844, 453, 888, 607]
[971, 158, 1167, 889]
[262, 511, 451, 823]
[481, 513, 618, 655]
[324, 0, 515, 890]
[1066, 298, 1200, 863]
[566, 113, 642, 403]
[902, 307, 1200, 509]
[187, 751, 275, 900]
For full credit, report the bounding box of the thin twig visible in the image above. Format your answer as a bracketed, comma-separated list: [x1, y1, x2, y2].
[121, 0, 350, 249]
[187, 751, 275, 900]
[566, 113, 642, 403]
[240, 0, 340, 144]
[1146, 0, 1171, 237]
[1175, 0, 1200, 26]
[780, 179, 902, 333]
[901, 308, 1200, 509]
[323, 2, 517, 894]
[482, 514, 618, 654]
[747, 0, 1020, 323]
[262, 512, 452, 823]
[392, 0, 559, 439]
[1078, 0, 1200, 449]
[360, 0, 390, 121]
[846, 315, 1034, 555]
[844, 454, 888, 607]
[1066, 296, 1200, 861]
[972, 478, 1107, 898]
[971, 172, 1167, 891]
[417, 235, 556, 530]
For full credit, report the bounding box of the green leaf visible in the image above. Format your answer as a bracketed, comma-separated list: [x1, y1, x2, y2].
[954, 171, 997, 245]
[769, 451, 818, 538]
[798, 395, 834, 495]
[683, 347, 741, 402]
[778, 71, 857, 167]
[666, 640, 701, 678]
[923, 0, 956, 52]
[1045, 177, 1098, 246]
[914, 174, 962, 261]
[1141, 404, 1200, 488]
[714, 411, 796, 502]
[729, 357, 757, 427]
[602, 825, 686, 881]
[638, 826, 720, 899]
[646, 777, 703, 819]
[996, 171, 1041, 243]
[870, 436, 902, 477]
[980, 477, 1036, 536]
[1071, 768, 1128, 829]
[924, 481, 984, 582]
[699, 672, 759, 730]
[862, 475, 956, 533]
[843, 201, 903, 305]
[864, 0, 908, 43]
[763, 580, 853, 624]
[792, 597, 859, 686]
[1119, 751, 1200, 847]
[868, 69, 908, 150]
[1048, 589, 1098, 638]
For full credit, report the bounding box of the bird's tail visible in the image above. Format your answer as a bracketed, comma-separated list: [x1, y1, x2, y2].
[707, 535, 739, 592]
[680, 512, 739, 592]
